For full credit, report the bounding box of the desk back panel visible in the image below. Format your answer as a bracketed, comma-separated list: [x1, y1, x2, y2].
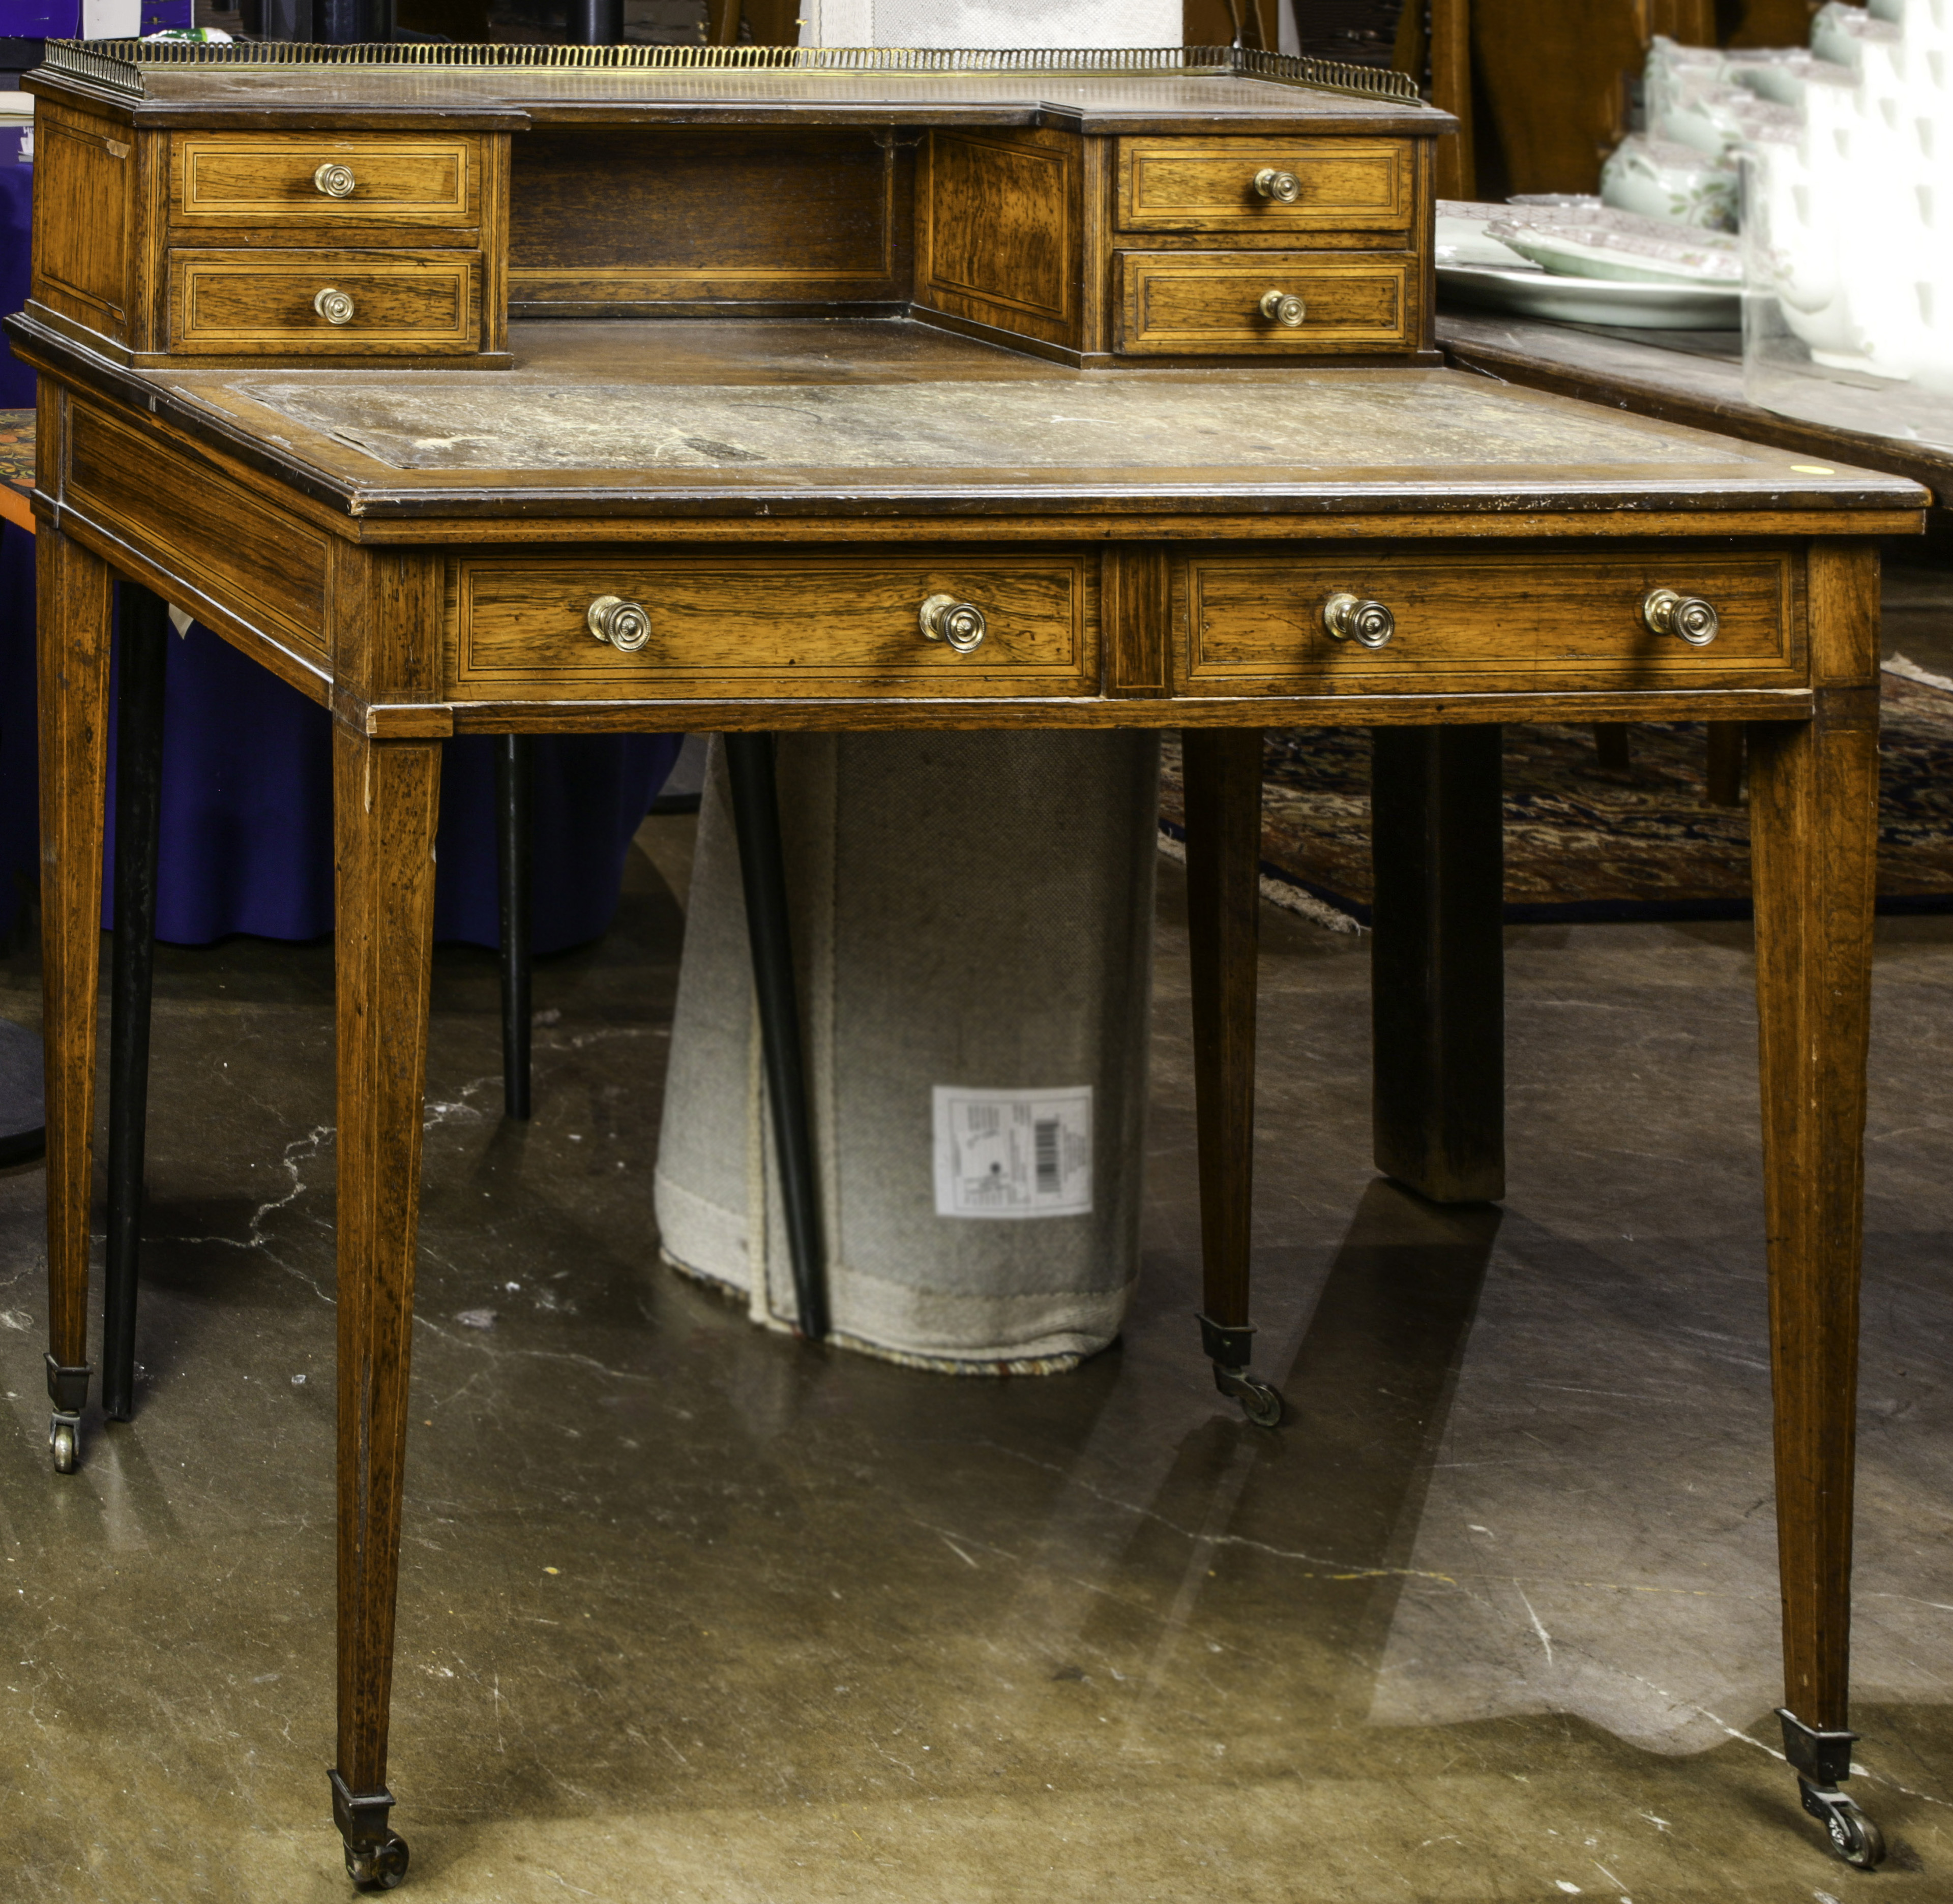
[510, 129, 913, 319]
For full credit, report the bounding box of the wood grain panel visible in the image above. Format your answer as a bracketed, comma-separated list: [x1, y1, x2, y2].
[509, 130, 903, 313]
[171, 135, 479, 228]
[1119, 253, 1409, 354]
[33, 108, 134, 344]
[1175, 545, 1802, 696]
[1103, 545, 1170, 697]
[1116, 137, 1413, 233]
[919, 127, 1079, 348]
[168, 250, 479, 353]
[66, 398, 331, 672]
[446, 550, 1097, 700]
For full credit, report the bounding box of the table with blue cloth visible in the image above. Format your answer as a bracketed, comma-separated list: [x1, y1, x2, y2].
[0, 130, 678, 950]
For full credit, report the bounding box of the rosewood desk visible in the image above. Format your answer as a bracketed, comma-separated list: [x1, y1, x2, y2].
[13, 39, 1931, 1892]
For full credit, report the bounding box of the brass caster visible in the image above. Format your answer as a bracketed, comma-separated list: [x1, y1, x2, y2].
[332, 1770, 407, 1891]
[1211, 1363, 1284, 1429]
[1232, 1375, 1284, 1429]
[1198, 1315, 1284, 1428]
[345, 1832, 409, 1891]
[49, 1413, 78, 1474]
[1800, 1782, 1886, 1870]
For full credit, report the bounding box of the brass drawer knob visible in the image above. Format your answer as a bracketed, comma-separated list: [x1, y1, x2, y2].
[586, 594, 653, 652]
[313, 286, 356, 326]
[1322, 591, 1395, 649]
[1643, 587, 1719, 646]
[1259, 289, 1306, 328]
[920, 592, 987, 654]
[1253, 167, 1301, 203]
[313, 162, 357, 199]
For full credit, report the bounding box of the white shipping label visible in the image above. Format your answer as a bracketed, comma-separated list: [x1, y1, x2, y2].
[933, 1085, 1093, 1220]
[83, 0, 143, 36]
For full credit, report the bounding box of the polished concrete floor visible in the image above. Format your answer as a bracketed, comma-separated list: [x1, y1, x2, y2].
[2, 792, 1952, 1900]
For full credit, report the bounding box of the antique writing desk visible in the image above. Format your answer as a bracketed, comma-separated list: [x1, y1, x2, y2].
[13, 40, 1929, 1890]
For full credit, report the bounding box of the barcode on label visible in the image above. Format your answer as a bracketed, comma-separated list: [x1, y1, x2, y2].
[933, 1085, 1093, 1219]
[1033, 1119, 1060, 1194]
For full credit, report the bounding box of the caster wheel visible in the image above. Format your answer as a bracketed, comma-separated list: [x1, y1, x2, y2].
[1825, 1799, 1885, 1871]
[1800, 1782, 1886, 1870]
[49, 1416, 77, 1474]
[345, 1832, 409, 1891]
[1235, 1378, 1284, 1429]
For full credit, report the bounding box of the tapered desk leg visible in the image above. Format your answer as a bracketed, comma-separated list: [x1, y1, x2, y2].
[103, 584, 170, 1423]
[1370, 726, 1505, 1205]
[724, 731, 827, 1343]
[494, 733, 533, 1122]
[1749, 689, 1886, 1871]
[331, 723, 439, 1894]
[1182, 729, 1282, 1427]
[37, 526, 113, 1474]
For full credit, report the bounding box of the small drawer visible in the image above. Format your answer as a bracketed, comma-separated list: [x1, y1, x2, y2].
[445, 552, 1099, 702]
[1118, 253, 1410, 355]
[170, 135, 479, 229]
[1176, 549, 1801, 698]
[1116, 137, 1413, 233]
[167, 250, 480, 355]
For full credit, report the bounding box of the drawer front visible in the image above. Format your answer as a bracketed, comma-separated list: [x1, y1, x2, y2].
[1119, 253, 1410, 355]
[447, 553, 1099, 701]
[1177, 549, 1802, 697]
[1116, 137, 1414, 233]
[167, 250, 480, 354]
[170, 135, 479, 229]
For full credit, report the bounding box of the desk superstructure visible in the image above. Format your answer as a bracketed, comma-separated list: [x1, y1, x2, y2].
[29, 40, 1440, 372]
[13, 41, 1927, 1892]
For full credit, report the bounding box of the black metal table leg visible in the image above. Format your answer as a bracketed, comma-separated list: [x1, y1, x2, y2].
[102, 584, 169, 1424]
[495, 733, 534, 1122]
[723, 732, 827, 1343]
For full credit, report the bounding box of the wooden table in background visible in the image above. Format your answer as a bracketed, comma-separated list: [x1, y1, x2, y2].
[1439, 311, 1953, 528]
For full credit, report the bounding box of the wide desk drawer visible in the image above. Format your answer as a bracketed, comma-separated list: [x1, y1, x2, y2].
[1176, 548, 1802, 695]
[446, 552, 1099, 700]
[1118, 253, 1410, 355]
[168, 250, 480, 354]
[170, 135, 480, 230]
[1115, 137, 1414, 233]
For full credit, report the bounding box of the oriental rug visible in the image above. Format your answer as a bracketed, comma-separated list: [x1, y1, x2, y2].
[1158, 664, 1953, 928]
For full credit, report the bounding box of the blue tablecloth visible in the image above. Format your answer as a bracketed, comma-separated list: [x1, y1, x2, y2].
[0, 526, 680, 947]
[0, 146, 680, 950]
[0, 141, 34, 408]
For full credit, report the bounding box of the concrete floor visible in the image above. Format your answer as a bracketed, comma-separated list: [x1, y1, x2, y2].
[3, 704, 1953, 1897]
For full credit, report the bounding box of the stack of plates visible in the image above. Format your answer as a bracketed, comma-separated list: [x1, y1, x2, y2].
[1437, 200, 1743, 330]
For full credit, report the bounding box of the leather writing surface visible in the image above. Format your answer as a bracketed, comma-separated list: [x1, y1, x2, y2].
[230, 371, 1766, 473]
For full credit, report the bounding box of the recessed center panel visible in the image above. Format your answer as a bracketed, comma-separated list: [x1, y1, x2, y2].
[509, 130, 909, 315]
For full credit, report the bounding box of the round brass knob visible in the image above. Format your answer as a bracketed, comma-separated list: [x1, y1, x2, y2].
[313, 162, 357, 199]
[1259, 289, 1307, 329]
[313, 287, 356, 326]
[919, 592, 987, 654]
[1642, 587, 1719, 646]
[586, 594, 653, 652]
[1322, 591, 1395, 649]
[1253, 167, 1301, 204]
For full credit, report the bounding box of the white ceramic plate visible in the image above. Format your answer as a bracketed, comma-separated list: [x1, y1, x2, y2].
[1438, 263, 1741, 330]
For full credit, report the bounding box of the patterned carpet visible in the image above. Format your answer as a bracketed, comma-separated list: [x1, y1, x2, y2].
[0, 407, 33, 534]
[1159, 668, 1953, 925]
